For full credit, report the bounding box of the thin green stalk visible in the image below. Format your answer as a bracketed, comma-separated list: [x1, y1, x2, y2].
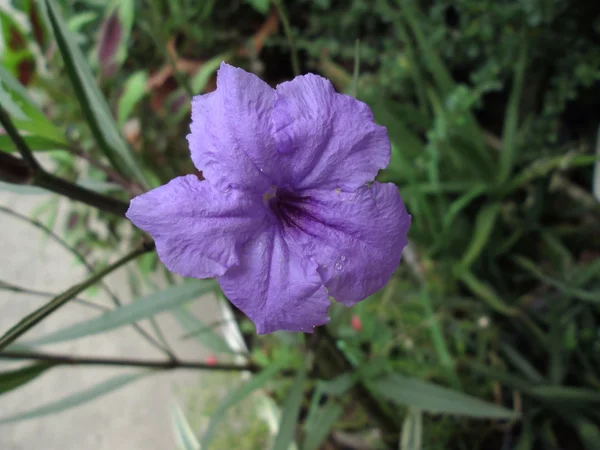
[0, 279, 108, 312]
[380, 0, 428, 114]
[272, 0, 300, 76]
[317, 327, 402, 446]
[0, 243, 153, 351]
[421, 286, 462, 391]
[148, 317, 173, 355]
[0, 206, 171, 356]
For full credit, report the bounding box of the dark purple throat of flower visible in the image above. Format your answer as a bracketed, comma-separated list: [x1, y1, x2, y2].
[264, 186, 315, 232]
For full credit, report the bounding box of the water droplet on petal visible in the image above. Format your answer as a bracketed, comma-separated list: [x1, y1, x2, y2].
[340, 255, 346, 262]
[335, 262, 343, 270]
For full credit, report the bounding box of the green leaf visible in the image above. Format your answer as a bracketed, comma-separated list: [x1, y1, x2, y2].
[370, 374, 519, 419]
[443, 184, 488, 229]
[0, 248, 145, 351]
[201, 362, 284, 448]
[117, 70, 148, 126]
[304, 373, 355, 448]
[67, 11, 97, 33]
[498, 41, 527, 183]
[0, 66, 66, 144]
[171, 402, 200, 450]
[0, 373, 145, 424]
[22, 280, 217, 347]
[246, 0, 270, 15]
[500, 344, 544, 382]
[0, 134, 65, 153]
[302, 401, 342, 450]
[398, 0, 453, 95]
[0, 363, 53, 397]
[514, 256, 600, 303]
[502, 154, 597, 194]
[421, 287, 461, 390]
[171, 306, 234, 355]
[514, 420, 534, 450]
[459, 202, 501, 269]
[399, 1, 489, 163]
[273, 368, 306, 450]
[42, 0, 149, 187]
[400, 408, 423, 450]
[529, 386, 600, 405]
[190, 53, 230, 94]
[572, 417, 600, 449]
[457, 270, 518, 316]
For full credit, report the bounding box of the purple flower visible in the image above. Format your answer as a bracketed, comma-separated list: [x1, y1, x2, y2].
[126, 63, 411, 334]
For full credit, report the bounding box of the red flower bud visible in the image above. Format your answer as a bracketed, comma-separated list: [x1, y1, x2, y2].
[351, 315, 362, 332]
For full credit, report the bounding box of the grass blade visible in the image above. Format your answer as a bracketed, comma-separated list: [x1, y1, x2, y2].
[22, 280, 217, 347]
[400, 408, 423, 450]
[200, 362, 284, 448]
[514, 256, 600, 303]
[117, 70, 148, 126]
[171, 402, 200, 450]
[421, 287, 461, 390]
[500, 344, 544, 382]
[0, 66, 65, 144]
[0, 373, 145, 424]
[459, 202, 501, 269]
[171, 306, 234, 355]
[457, 270, 518, 316]
[0, 247, 147, 351]
[0, 363, 53, 397]
[0, 134, 64, 153]
[42, 0, 149, 187]
[303, 373, 355, 447]
[371, 374, 519, 419]
[572, 417, 600, 449]
[273, 368, 306, 450]
[302, 401, 343, 450]
[498, 41, 527, 183]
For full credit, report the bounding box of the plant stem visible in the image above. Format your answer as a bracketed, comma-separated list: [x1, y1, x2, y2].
[34, 171, 128, 216]
[316, 327, 402, 446]
[0, 107, 40, 170]
[0, 279, 108, 312]
[0, 106, 130, 217]
[0, 349, 291, 375]
[0, 243, 154, 351]
[68, 146, 143, 195]
[0, 205, 171, 357]
[0, 151, 33, 184]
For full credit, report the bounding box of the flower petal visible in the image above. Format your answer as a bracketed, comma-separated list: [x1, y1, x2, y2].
[126, 175, 265, 278]
[187, 63, 276, 193]
[272, 74, 390, 191]
[295, 182, 410, 306]
[218, 225, 330, 334]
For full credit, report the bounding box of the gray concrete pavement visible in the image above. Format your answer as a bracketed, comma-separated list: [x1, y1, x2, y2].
[0, 187, 223, 450]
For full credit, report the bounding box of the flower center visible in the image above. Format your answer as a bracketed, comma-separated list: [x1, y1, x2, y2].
[264, 186, 312, 230]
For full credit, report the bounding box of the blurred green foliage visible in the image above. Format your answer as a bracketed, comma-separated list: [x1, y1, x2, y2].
[1, 0, 599, 449]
